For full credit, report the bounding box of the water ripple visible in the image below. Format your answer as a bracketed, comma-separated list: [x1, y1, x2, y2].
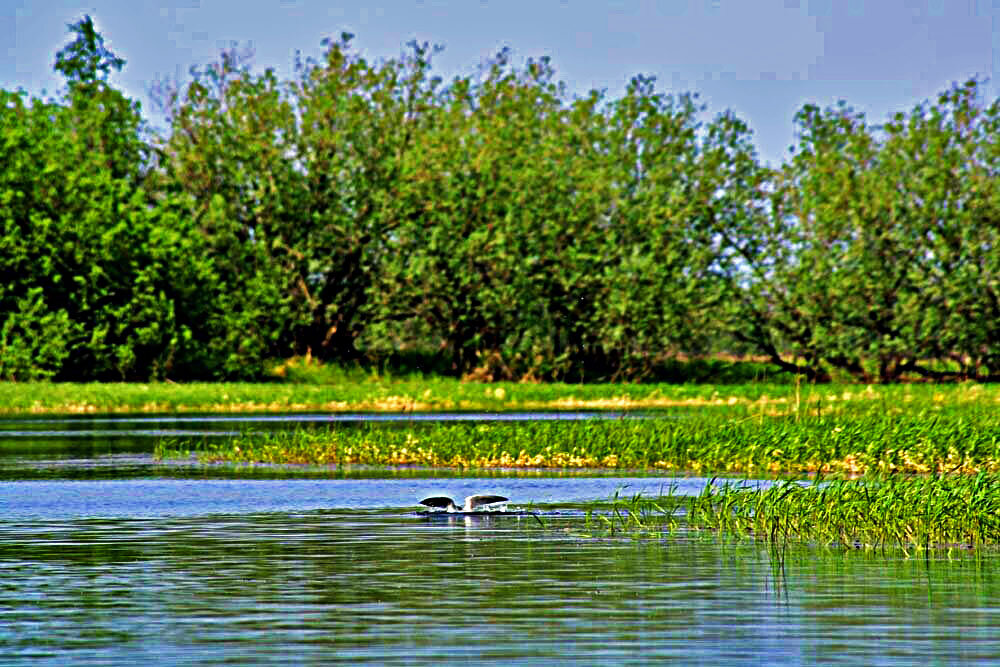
[1, 509, 999, 664]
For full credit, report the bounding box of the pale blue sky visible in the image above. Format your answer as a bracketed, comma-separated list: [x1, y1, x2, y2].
[3, 0, 997, 166]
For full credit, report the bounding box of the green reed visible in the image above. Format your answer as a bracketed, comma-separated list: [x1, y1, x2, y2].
[689, 474, 1000, 550]
[156, 398, 1000, 475]
[584, 474, 1000, 550]
[583, 487, 684, 538]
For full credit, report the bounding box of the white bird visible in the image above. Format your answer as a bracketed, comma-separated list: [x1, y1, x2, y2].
[419, 494, 509, 512]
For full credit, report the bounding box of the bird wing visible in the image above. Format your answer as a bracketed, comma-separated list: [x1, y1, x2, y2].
[465, 494, 509, 509]
[419, 496, 456, 509]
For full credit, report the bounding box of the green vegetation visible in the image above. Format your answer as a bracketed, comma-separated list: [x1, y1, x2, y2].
[591, 474, 1000, 551]
[0, 374, 798, 414]
[10, 377, 996, 417]
[150, 380, 1000, 550]
[6, 16, 1000, 552]
[3, 17, 999, 383]
[153, 383, 1000, 475]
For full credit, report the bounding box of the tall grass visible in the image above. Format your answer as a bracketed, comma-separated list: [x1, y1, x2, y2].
[156, 398, 1000, 475]
[592, 474, 1000, 550]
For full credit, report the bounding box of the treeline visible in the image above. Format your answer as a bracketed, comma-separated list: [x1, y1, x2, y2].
[2, 17, 999, 383]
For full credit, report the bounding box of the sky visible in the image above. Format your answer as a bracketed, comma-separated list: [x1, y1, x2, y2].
[2, 0, 998, 167]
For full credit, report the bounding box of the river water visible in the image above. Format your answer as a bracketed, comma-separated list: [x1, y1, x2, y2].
[2, 413, 1000, 665]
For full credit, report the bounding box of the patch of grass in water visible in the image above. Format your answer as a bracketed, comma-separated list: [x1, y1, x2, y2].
[586, 474, 1000, 551]
[156, 404, 1000, 476]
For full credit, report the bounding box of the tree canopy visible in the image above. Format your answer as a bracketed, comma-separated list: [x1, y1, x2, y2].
[2, 18, 997, 382]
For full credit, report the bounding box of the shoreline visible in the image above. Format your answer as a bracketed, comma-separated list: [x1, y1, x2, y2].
[2, 380, 996, 415]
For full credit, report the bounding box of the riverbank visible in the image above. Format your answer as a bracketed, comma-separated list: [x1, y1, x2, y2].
[2, 379, 997, 415]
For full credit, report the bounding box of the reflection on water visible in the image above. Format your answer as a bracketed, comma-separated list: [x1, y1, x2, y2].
[2, 508, 1000, 665]
[0, 410, 640, 437]
[2, 413, 1000, 664]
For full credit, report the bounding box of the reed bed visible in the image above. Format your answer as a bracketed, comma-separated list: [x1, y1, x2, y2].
[158, 401, 1000, 475]
[593, 474, 1000, 551]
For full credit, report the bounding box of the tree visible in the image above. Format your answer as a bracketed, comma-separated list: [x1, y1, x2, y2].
[0, 16, 219, 380]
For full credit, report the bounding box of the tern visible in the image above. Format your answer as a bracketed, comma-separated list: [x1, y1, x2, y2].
[419, 494, 509, 512]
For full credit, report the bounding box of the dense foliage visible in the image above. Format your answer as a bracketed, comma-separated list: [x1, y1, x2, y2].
[2, 17, 998, 381]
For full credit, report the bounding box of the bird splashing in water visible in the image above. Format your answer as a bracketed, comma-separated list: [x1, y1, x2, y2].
[419, 494, 509, 512]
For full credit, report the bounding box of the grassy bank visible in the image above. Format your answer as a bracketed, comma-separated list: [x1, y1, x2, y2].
[3, 377, 999, 415]
[593, 474, 1000, 551]
[0, 378, 757, 414]
[157, 387, 1000, 475]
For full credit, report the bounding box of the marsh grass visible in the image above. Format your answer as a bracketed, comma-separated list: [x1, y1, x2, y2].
[589, 474, 1000, 551]
[582, 487, 684, 538]
[156, 397, 1000, 475]
[4, 379, 999, 415]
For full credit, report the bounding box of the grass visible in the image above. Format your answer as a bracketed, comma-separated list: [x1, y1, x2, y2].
[0, 378, 789, 414]
[3, 376, 1000, 415]
[589, 474, 1000, 551]
[154, 386, 1000, 475]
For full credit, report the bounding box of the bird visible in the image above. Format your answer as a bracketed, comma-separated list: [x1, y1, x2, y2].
[419, 494, 509, 512]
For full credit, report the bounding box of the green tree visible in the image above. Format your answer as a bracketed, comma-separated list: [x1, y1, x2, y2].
[290, 34, 441, 363]
[1, 16, 220, 380]
[719, 79, 1000, 382]
[153, 46, 305, 375]
[362, 52, 612, 379]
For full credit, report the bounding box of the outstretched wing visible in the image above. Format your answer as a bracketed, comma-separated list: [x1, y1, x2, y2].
[465, 495, 508, 509]
[419, 496, 456, 509]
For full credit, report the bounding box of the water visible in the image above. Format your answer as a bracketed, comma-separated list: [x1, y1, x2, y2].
[3, 413, 1000, 665]
[0, 410, 637, 438]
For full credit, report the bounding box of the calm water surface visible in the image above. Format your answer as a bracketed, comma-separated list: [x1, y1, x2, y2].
[2, 413, 1000, 665]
